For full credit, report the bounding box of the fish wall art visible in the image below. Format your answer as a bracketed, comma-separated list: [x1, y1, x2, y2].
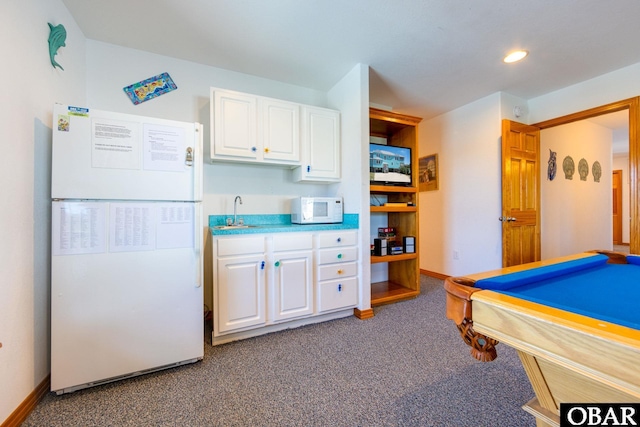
[48, 23, 67, 70]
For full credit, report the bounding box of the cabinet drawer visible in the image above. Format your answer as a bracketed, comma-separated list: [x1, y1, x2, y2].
[318, 246, 357, 265]
[318, 231, 357, 248]
[273, 233, 312, 252]
[217, 236, 265, 257]
[318, 276, 357, 313]
[318, 262, 357, 281]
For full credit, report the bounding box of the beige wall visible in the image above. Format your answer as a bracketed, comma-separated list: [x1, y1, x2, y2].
[1, 0, 87, 423]
[613, 153, 630, 244]
[540, 121, 613, 258]
[419, 61, 640, 277]
[419, 93, 504, 277]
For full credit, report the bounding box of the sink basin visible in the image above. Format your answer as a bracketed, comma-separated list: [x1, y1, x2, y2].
[213, 225, 257, 230]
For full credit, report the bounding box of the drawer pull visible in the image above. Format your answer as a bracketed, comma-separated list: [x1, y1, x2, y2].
[274, 260, 280, 267]
[252, 146, 257, 152]
[307, 165, 311, 172]
[338, 284, 342, 292]
[337, 269, 343, 274]
[261, 261, 265, 270]
[337, 237, 341, 243]
[337, 253, 343, 259]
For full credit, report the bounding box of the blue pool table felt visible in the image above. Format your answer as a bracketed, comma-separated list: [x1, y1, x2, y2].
[476, 254, 640, 330]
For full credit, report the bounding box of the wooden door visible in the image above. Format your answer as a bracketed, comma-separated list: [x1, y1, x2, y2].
[613, 170, 623, 245]
[501, 120, 541, 267]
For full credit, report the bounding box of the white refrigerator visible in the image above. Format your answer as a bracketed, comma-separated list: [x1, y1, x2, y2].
[50, 104, 204, 394]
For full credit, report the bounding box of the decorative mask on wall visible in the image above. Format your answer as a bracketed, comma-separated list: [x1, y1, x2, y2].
[562, 156, 575, 180]
[547, 149, 557, 181]
[592, 161, 602, 183]
[578, 158, 589, 181]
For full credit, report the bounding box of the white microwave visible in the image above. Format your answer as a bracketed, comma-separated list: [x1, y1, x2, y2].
[291, 197, 343, 224]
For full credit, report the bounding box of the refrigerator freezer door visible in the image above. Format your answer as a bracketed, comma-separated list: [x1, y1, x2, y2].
[50, 200, 204, 393]
[52, 104, 203, 202]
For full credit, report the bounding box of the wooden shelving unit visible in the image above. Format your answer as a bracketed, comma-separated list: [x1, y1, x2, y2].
[369, 108, 422, 306]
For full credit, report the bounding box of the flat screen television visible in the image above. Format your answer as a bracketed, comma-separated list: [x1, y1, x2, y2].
[369, 143, 412, 186]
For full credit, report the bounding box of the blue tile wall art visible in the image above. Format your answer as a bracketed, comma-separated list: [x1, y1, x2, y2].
[123, 72, 178, 105]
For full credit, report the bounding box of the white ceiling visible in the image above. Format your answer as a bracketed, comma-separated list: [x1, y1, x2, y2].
[61, 0, 640, 122]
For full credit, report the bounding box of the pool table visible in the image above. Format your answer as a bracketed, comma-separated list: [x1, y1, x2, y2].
[444, 251, 640, 427]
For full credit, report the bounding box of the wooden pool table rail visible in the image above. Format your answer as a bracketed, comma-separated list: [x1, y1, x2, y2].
[445, 251, 640, 427]
[444, 250, 631, 361]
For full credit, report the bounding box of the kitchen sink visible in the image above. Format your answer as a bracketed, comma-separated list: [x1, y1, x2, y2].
[213, 225, 257, 230]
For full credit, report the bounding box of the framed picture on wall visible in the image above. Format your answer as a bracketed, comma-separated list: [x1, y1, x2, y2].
[419, 154, 438, 192]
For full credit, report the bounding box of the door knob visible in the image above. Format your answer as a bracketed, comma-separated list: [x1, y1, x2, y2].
[499, 216, 517, 222]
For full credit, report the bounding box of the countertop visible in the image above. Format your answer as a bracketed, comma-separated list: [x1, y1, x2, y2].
[209, 214, 358, 235]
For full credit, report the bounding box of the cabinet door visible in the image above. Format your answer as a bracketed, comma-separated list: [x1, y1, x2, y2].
[212, 90, 258, 160]
[295, 107, 341, 182]
[215, 254, 266, 334]
[272, 250, 313, 321]
[261, 99, 300, 164]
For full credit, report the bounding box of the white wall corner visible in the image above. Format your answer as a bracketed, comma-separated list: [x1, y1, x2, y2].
[499, 92, 530, 123]
[328, 63, 371, 311]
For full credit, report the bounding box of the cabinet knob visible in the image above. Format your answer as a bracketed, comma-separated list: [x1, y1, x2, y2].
[252, 147, 257, 152]
[337, 253, 343, 259]
[306, 165, 311, 172]
[337, 237, 341, 243]
[337, 269, 343, 274]
[274, 260, 280, 267]
[338, 284, 342, 292]
[260, 261, 265, 270]
[264, 147, 269, 153]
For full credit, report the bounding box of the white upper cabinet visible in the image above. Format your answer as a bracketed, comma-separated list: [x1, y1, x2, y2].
[261, 98, 300, 164]
[210, 88, 340, 180]
[212, 89, 258, 160]
[211, 88, 301, 166]
[293, 106, 341, 183]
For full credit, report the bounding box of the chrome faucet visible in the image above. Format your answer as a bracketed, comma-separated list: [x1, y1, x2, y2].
[233, 195, 243, 225]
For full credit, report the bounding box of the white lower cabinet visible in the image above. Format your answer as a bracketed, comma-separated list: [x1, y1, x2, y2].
[316, 231, 358, 313]
[215, 236, 266, 335]
[212, 230, 358, 344]
[271, 233, 313, 322]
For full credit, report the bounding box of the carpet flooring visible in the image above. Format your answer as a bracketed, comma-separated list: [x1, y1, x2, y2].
[23, 276, 536, 426]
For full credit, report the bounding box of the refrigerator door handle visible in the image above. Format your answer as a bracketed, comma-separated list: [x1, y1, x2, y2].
[195, 203, 203, 288]
[185, 147, 194, 167]
[193, 124, 203, 201]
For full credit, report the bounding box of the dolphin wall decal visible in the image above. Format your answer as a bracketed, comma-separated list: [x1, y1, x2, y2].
[48, 23, 67, 70]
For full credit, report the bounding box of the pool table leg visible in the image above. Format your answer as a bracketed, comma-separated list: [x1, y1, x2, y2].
[518, 351, 560, 427]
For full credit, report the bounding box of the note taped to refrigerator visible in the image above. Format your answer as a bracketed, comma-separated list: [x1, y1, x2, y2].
[52, 202, 107, 256]
[92, 118, 140, 170]
[156, 203, 195, 249]
[143, 123, 186, 172]
[109, 203, 156, 252]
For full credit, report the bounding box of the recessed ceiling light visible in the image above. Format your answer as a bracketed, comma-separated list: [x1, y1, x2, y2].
[503, 50, 528, 63]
